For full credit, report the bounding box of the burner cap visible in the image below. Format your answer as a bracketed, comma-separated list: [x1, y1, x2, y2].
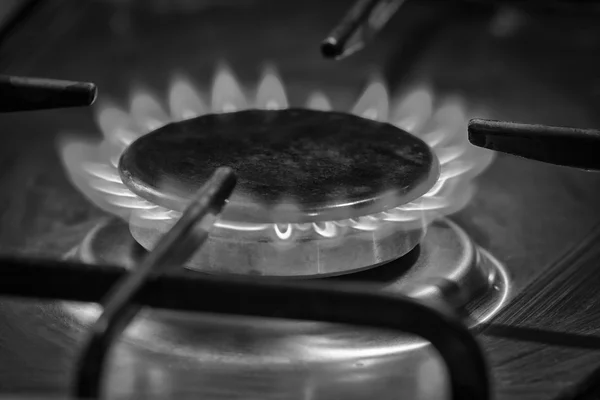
[119, 109, 439, 223]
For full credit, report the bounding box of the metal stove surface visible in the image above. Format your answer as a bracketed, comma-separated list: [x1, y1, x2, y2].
[1, 1, 600, 399]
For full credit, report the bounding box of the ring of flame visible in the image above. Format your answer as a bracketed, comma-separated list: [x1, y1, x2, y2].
[60, 65, 494, 241]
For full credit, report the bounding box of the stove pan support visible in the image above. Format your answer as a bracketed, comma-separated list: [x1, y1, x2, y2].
[74, 166, 237, 399]
[0, 166, 491, 400]
[0, 74, 97, 112]
[468, 118, 600, 171]
[0, 256, 491, 400]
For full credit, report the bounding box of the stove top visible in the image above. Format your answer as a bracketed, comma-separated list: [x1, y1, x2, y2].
[1, 1, 600, 399]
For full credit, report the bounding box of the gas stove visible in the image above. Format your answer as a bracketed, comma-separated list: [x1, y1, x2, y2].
[58, 67, 509, 399]
[1, 1, 600, 399]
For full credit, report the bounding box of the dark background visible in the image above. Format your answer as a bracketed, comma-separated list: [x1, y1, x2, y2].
[0, 1, 600, 398]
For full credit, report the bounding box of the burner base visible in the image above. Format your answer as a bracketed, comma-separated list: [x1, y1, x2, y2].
[64, 217, 509, 361]
[131, 216, 426, 278]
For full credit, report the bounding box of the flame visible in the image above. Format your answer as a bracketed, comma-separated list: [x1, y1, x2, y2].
[256, 66, 288, 109]
[306, 91, 332, 111]
[211, 64, 247, 112]
[391, 88, 433, 134]
[130, 90, 170, 131]
[169, 75, 207, 120]
[351, 78, 389, 121]
[59, 64, 494, 243]
[274, 224, 293, 240]
[96, 105, 140, 148]
[313, 222, 337, 238]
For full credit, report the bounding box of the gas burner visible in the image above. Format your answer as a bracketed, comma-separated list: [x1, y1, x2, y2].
[60, 65, 494, 277]
[59, 64, 508, 352]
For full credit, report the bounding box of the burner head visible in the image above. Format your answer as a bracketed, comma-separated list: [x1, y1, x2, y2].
[60, 70, 494, 279]
[119, 109, 439, 223]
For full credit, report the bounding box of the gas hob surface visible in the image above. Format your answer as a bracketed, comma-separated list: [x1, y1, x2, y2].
[1, 1, 600, 399]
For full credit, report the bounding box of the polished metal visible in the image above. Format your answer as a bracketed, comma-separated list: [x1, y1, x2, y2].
[69, 217, 508, 353]
[130, 215, 425, 278]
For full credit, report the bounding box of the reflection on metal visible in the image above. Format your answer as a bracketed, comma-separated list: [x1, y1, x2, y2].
[66, 217, 510, 359]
